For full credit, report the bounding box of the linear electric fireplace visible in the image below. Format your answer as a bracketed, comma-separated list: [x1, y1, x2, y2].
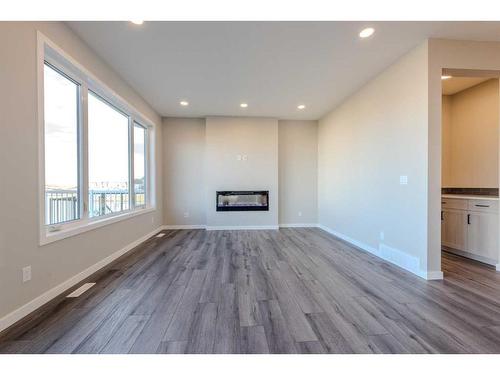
[216, 191, 269, 211]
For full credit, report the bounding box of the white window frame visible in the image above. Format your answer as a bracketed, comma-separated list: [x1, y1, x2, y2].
[37, 32, 156, 246]
[133, 121, 148, 209]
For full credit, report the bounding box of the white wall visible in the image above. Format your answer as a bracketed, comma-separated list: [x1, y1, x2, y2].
[162, 118, 206, 226]
[441, 95, 452, 187]
[205, 117, 279, 228]
[278, 120, 318, 225]
[441, 79, 499, 188]
[318, 41, 431, 277]
[0, 22, 162, 327]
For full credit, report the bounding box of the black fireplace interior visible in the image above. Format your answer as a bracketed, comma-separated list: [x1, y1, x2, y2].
[216, 191, 269, 211]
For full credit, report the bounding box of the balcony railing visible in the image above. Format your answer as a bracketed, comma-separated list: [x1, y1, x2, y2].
[89, 190, 130, 218]
[45, 189, 145, 225]
[45, 190, 78, 225]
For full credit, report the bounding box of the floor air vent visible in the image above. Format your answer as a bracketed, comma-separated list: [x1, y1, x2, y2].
[66, 283, 96, 298]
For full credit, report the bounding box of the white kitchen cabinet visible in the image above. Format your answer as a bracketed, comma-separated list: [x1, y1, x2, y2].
[441, 209, 468, 251]
[441, 197, 499, 265]
[467, 211, 499, 260]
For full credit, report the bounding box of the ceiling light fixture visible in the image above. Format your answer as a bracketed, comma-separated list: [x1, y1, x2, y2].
[297, 104, 306, 110]
[359, 27, 375, 38]
[240, 103, 248, 108]
[130, 20, 144, 25]
[180, 100, 189, 106]
[441, 75, 452, 80]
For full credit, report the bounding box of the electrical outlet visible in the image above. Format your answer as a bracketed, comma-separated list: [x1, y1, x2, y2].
[22, 266, 31, 283]
[380, 231, 385, 241]
[184, 212, 190, 218]
[298, 211, 302, 217]
[242, 155, 248, 161]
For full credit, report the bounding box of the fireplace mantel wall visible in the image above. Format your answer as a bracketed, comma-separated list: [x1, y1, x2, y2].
[205, 117, 279, 228]
[162, 117, 318, 228]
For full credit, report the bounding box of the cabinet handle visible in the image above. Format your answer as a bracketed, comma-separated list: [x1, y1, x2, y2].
[441, 211, 444, 221]
[467, 214, 471, 225]
[475, 204, 490, 208]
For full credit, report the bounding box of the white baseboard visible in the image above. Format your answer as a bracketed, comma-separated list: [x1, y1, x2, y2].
[379, 243, 420, 276]
[206, 225, 279, 231]
[279, 223, 319, 228]
[0, 226, 163, 334]
[318, 224, 379, 255]
[317, 224, 443, 280]
[421, 270, 445, 280]
[163, 224, 318, 230]
[162, 224, 207, 230]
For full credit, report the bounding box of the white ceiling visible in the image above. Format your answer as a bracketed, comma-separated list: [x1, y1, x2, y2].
[67, 21, 500, 120]
[442, 77, 492, 95]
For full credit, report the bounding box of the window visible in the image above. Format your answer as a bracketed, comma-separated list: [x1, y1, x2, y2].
[40, 37, 154, 244]
[88, 92, 130, 217]
[43, 63, 81, 225]
[134, 123, 146, 208]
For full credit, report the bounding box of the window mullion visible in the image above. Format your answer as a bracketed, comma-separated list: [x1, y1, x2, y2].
[145, 128, 150, 208]
[81, 83, 89, 221]
[129, 117, 135, 211]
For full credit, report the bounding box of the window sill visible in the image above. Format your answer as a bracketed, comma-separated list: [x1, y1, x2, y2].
[39, 207, 156, 246]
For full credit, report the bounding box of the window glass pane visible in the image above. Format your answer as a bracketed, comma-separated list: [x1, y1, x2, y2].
[88, 92, 130, 217]
[44, 63, 80, 225]
[134, 124, 146, 207]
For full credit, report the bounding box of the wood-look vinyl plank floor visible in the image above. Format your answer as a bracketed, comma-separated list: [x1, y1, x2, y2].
[1, 228, 500, 354]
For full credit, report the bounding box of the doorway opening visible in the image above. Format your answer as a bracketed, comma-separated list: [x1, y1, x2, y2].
[440, 68, 500, 274]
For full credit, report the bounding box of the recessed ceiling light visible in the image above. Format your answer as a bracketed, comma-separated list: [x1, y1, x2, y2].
[130, 20, 144, 25]
[180, 100, 189, 106]
[441, 75, 452, 80]
[297, 104, 306, 110]
[240, 103, 248, 108]
[359, 27, 375, 38]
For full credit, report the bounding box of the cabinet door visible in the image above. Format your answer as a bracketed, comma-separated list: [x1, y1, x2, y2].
[442, 209, 468, 251]
[467, 211, 499, 261]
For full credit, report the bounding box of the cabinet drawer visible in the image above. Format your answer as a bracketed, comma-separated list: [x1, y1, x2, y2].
[468, 199, 498, 213]
[441, 198, 467, 210]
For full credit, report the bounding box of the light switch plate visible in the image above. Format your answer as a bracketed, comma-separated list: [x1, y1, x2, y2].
[22, 266, 31, 283]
